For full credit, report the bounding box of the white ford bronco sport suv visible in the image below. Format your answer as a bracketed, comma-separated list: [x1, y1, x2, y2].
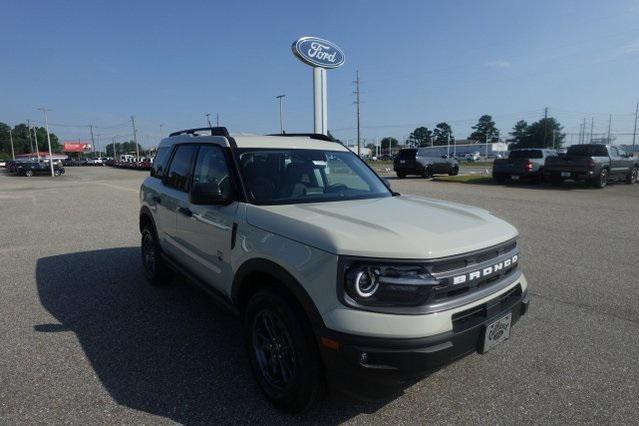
[139, 127, 529, 412]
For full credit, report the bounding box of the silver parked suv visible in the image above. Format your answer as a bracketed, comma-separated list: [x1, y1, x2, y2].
[139, 127, 529, 412]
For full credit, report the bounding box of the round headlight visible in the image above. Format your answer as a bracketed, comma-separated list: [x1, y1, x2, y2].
[354, 269, 379, 298]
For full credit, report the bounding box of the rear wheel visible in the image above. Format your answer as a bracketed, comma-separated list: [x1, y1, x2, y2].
[626, 167, 638, 184]
[244, 289, 324, 413]
[593, 169, 608, 189]
[493, 174, 507, 184]
[422, 166, 433, 179]
[54, 169, 62, 176]
[140, 225, 173, 286]
[449, 165, 459, 176]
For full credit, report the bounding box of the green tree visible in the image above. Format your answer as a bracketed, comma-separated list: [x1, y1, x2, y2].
[509, 120, 529, 145]
[510, 117, 565, 149]
[380, 137, 398, 154]
[432, 122, 454, 146]
[0, 122, 61, 156]
[406, 127, 432, 147]
[469, 115, 500, 143]
[104, 141, 145, 157]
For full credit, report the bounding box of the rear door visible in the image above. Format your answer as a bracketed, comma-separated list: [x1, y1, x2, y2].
[608, 146, 626, 176]
[175, 144, 239, 292]
[159, 144, 198, 262]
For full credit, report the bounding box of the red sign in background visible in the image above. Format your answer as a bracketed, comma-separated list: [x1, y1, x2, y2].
[63, 142, 92, 152]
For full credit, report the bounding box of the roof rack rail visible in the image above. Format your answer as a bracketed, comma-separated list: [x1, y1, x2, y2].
[267, 133, 336, 142]
[169, 127, 230, 138]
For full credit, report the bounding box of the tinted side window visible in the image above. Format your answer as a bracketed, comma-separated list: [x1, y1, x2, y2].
[165, 145, 196, 192]
[151, 147, 171, 178]
[192, 145, 233, 197]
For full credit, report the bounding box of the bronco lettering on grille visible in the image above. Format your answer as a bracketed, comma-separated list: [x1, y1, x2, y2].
[452, 254, 518, 286]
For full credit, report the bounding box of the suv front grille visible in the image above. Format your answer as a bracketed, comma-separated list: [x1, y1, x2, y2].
[425, 239, 520, 305]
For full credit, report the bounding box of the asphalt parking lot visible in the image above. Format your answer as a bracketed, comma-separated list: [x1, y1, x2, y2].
[1, 167, 638, 424]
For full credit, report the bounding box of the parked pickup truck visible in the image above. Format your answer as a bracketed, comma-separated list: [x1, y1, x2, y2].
[493, 149, 558, 183]
[544, 144, 638, 188]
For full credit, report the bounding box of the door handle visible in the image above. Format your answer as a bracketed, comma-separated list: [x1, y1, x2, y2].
[152, 196, 162, 204]
[178, 207, 193, 217]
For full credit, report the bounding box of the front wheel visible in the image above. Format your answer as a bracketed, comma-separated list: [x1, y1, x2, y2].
[24, 170, 33, 177]
[244, 289, 324, 413]
[449, 165, 459, 176]
[626, 167, 638, 184]
[422, 166, 433, 179]
[593, 169, 608, 189]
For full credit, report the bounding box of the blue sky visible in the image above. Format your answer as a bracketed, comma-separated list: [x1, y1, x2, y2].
[2, 0, 639, 148]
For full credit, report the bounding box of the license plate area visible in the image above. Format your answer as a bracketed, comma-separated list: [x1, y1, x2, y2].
[482, 313, 512, 353]
[510, 175, 519, 180]
[561, 172, 571, 177]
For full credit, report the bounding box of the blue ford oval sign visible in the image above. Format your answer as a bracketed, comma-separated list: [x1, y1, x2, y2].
[292, 36, 345, 69]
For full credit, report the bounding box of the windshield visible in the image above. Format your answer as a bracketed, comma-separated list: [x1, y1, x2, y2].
[237, 149, 391, 205]
[509, 150, 543, 159]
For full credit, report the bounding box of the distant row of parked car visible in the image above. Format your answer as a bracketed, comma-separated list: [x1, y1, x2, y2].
[493, 144, 638, 188]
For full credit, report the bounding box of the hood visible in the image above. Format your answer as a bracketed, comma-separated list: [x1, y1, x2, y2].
[246, 195, 518, 259]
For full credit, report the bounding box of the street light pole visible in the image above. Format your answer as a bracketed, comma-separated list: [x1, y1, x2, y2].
[37, 107, 55, 177]
[206, 113, 213, 127]
[276, 94, 286, 134]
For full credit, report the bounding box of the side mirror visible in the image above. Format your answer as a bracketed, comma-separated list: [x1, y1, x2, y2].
[189, 182, 234, 205]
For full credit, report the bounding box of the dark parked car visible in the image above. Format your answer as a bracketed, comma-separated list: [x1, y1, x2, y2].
[544, 144, 638, 188]
[16, 161, 65, 177]
[393, 148, 459, 178]
[493, 149, 558, 183]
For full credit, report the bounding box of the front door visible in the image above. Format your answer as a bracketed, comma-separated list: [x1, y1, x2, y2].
[176, 144, 238, 293]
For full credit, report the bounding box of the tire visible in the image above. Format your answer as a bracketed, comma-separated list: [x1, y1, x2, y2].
[25, 170, 33, 177]
[493, 174, 507, 184]
[626, 167, 638, 184]
[550, 176, 563, 186]
[54, 169, 62, 176]
[593, 168, 608, 189]
[140, 225, 174, 286]
[422, 166, 433, 179]
[396, 172, 406, 179]
[449, 165, 459, 176]
[244, 288, 324, 413]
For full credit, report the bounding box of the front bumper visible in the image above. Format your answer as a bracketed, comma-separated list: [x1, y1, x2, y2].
[318, 287, 529, 399]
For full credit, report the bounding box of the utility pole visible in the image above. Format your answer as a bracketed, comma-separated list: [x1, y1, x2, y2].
[552, 130, 556, 149]
[216, 112, 220, 127]
[112, 137, 117, 159]
[206, 113, 213, 127]
[353, 70, 361, 156]
[9, 127, 15, 160]
[632, 102, 638, 152]
[446, 132, 450, 158]
[89, 124, 96, 157]
[589, 117, 594, 143]
[542, 106, 550, 147]
[130, 116, 140, 162]
[37, 107, 55, 177]
[159, 123, 164, 138]
[581, 118, 587, 144]
[276, 94, 286, 134]
[96, 134, 101, 157]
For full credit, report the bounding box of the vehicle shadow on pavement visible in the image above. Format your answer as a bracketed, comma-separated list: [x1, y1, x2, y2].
[35, 248, 397, 424]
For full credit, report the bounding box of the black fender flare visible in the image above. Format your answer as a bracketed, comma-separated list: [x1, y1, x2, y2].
[139, 206, 157, 235]
[231, 258, 325, 327]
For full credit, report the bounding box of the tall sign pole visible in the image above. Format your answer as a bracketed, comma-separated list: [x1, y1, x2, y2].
[9, 127, 15, 160]
[131, 116, 140, 161]
[292, 36, 345, 136]
[276, 94, 286, 133]
[37, 107, 55, 177]
[632, 102, 638, 152]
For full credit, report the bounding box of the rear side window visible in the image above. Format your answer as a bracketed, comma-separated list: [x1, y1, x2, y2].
[165, 145, 196, 192]
[567, 145, 608, 156]
[509, 150, 543, 159]
[397, 149, 417, 159]
[151, 147, 171, 178]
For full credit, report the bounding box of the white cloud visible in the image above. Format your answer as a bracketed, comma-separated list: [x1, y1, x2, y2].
[485, 59, 511, 68]
[622, 40, 639, 54]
